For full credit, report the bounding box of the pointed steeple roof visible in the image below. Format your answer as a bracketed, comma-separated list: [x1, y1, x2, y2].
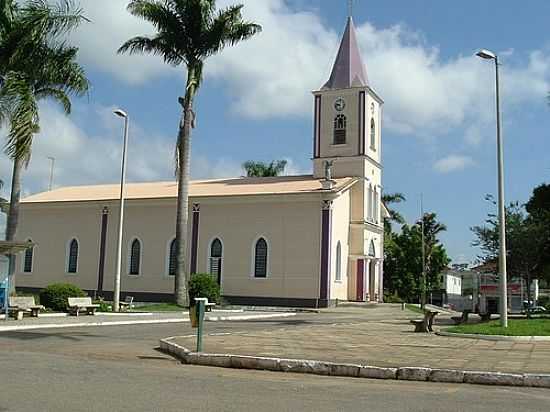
[323, 17, 368, 90]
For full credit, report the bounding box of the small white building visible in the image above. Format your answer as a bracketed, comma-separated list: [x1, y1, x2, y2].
[13, 17, 388, 308]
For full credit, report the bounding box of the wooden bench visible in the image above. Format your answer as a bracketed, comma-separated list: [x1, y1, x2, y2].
[67, 297, 100, 316]
[451, 309, 471, 325]
[119, 296, 134, 312]
[8, 296, 45, 320]
[410, 310, 439, 333]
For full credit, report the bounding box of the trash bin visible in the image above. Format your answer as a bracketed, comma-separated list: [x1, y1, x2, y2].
[0, 278, 7, 309]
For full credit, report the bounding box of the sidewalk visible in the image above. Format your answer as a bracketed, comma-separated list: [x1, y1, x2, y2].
[0, 310, 296, 332]
[171, 305, 550, 374]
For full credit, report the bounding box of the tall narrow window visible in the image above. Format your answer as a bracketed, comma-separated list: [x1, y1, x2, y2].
[168, 238, 177, 276]
[67, 238, 79, 273]
[374, 188, 379, 223]
[335, 241, 342, 281]
[368, 185, 373, 221]
[129, 239, 141, 275]
[370, 118, 376, 150]
[254, 238, 268, 278]
[333, 114, 347, 145]
[209, 238, 223, 284]
[23, 241, 33, 273]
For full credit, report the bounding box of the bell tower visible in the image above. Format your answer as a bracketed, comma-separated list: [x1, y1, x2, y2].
[312, 17, 383, 180]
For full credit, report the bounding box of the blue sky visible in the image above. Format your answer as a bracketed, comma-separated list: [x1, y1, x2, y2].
[1, 0, 550, 264]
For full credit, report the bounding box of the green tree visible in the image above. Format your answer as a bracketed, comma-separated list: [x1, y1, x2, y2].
[119, 0, 261, 306]
[0, 0, 89, 251]
[384, 215, 450, 302]
[382, 192, 405, 234]
[243, 160, 287, 177]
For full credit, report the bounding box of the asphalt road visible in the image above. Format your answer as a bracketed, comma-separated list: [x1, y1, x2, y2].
[1, 312, 550, 412]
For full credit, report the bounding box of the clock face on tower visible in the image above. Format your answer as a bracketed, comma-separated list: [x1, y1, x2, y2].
[334, 97, 346, 112]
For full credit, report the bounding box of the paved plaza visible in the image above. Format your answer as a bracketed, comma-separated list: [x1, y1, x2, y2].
[173, 305, 550, 374]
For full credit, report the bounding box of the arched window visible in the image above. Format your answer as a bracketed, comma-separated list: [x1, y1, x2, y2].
[370, 118, 376, 150]
[333, 114, 347, 145]
[168, 238, 177, 276]
[368, 184, 373, 221]
[23, 240, 34, 273]
[129, 239, 141, 275]
[368, 240, 376, 257]
[335, 241, 342, 282]
[209, 238, 223, 284]
[254, 238, 268, 278]
[67, 238, 79, 273]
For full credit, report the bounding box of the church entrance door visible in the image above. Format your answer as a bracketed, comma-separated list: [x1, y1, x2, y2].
[369, 260, 376, 301]
[356, 259, 365, 301]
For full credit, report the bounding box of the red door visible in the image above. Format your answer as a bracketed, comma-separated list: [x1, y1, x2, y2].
[356, 259, 365, 301]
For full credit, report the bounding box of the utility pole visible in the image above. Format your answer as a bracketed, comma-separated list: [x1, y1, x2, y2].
[421, 193, 426, 309]
[47, 156, 55, 191]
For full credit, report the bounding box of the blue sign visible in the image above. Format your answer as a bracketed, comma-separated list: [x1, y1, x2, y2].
[0, 278, 6, 309]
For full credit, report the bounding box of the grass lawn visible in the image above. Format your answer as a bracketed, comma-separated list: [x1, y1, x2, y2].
[132, 303, 185, 312]
[406, 304, 424, 314]
[446, 319, 550, 336]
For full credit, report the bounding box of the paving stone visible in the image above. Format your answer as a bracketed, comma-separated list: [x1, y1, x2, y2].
[329, 363, 361, 378]
[231, 355, 279, 371]
[463, 371, 524, 386]
[279, 358, 331, 375]
[397, 367, 431, 381]
[523, 374, 550, 388]
[429, 369, 464, 383]
[358, 366, 397, 380]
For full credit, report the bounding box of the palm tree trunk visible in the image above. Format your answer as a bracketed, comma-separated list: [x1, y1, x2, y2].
[174, 68, 196, 307]
[5, 156, 23, 295]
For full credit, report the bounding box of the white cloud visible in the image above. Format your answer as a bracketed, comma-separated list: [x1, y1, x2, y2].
[433, 155, 474, 173]
[73, 0, 550, 140]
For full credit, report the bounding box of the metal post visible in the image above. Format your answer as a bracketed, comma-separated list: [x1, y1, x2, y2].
[113, 113, 129, 313]
[420, 194, 426, 309]
[47, 156, 55, 191]
[196, 300, 205, 352]
[495, 57, 508, 327]
[4, 255, 14, 321]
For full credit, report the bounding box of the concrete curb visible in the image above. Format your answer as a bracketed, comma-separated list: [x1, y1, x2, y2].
[159, 336, 550, 389]
[0, 312, 296, 332]
[437, 331, 550, 342]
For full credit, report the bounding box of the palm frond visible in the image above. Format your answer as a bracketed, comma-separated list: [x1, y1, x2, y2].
[20, 0, 88, 40]
[36, 87, 71, 113]
[118, 34, 184, 66]
[203, 5, 262, 58]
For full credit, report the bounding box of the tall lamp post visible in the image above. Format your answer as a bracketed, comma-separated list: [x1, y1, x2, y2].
[113, 109, 129, 313]
[476, 49, 508, 327]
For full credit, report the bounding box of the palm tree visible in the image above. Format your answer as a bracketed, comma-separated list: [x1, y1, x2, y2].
[119, 0, 261, 306]
[0, 178, 8, 215]
[416, 212, 447, 276]
[243, 160, 287, 177]
[382, 192, 405, 234]
[0, 0, 89, 249]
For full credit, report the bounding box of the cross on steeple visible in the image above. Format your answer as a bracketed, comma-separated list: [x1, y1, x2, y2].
[348, 0, 354, 17]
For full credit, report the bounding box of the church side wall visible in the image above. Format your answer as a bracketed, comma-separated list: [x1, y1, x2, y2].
[15, 196, 323, 304]
[196, 199, 322, 301]
[330, 190, 350, 301]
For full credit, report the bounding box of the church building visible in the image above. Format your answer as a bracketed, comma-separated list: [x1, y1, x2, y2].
[14, 17, 387, 308]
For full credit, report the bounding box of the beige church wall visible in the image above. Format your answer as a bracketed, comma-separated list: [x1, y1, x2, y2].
[364, 94, 382, 165]
[16, 195, 324, 301]
[15, 198, 182, 295]
[329, 190, 351, 301]
[195, 197, 322, 300]
[316, 88, 362, 160]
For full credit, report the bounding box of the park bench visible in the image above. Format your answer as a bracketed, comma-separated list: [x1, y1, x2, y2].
[410, 309, 439, 333]
[8, 296, 45, 320]
[119, 296, 134, 312]
[67, 297, 100, 316]
[479, 313, 492, 321]
[451, 309, 471, 325]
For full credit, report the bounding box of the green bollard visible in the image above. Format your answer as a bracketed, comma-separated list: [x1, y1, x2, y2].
[196, 299, 206, 352]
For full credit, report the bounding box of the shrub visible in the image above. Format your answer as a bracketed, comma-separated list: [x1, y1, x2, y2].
[384, 292, 405, 303]
[188, 273, 220, 307]
[40, 283, 86, 312]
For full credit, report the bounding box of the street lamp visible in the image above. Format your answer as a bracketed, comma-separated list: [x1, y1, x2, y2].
[476, 49, 508, 327]
[113, 109, 129, 313]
